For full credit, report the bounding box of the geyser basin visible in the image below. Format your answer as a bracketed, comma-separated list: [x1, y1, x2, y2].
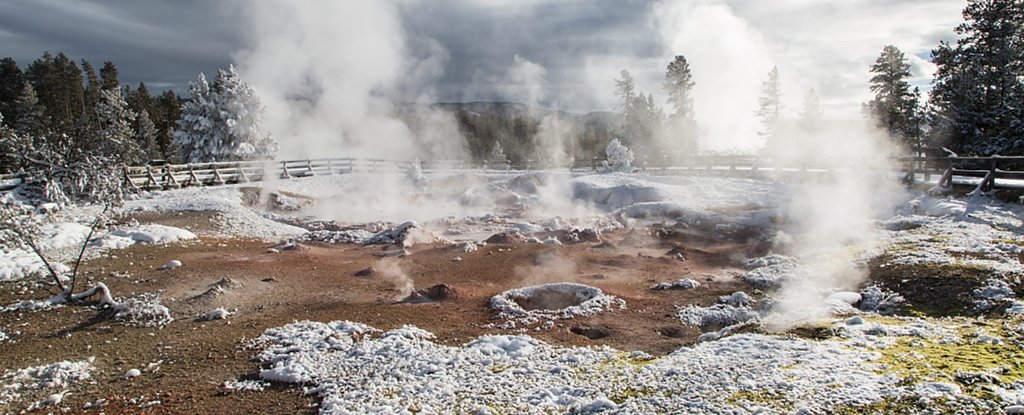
[490, 283, 625, 328]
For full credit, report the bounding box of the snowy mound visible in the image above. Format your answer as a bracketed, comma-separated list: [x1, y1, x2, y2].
[110, 224, 196, 244]
[250, 320, 936, 414]
[651, 278, 701, 291]
[490, 283, 625, 328]
[0, 358, 95, 410]
[678, 304, 760, 328]
[124, 186, 306, 239]
[882, 196, 1024, 274]
[739, 254, 802, 290]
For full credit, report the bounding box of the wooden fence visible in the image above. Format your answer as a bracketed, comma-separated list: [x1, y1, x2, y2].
[3, 155, 1022, 195]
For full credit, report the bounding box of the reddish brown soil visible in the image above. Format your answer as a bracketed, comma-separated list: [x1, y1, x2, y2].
[0, 212, 762, 414]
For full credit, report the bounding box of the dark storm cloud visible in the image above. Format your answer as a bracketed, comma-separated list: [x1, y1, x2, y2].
[1, 0, 658, 106]
[0, 0, 239, 94]
[399, 0, 660, 107]
[0, 0, 965, 114]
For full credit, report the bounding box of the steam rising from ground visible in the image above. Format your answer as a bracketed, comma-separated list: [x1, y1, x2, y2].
[230, 1, 911, 327]
[766, 122, 906, 328]
[653, 0, 772, 152]
[231, 0, 465, 160]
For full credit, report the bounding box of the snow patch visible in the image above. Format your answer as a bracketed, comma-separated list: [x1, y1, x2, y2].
[650, 278, 700, 291]
[0, 358, 95, 409]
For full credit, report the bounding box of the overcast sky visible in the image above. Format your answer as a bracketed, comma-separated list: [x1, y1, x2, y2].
[0, 0, 965, 119]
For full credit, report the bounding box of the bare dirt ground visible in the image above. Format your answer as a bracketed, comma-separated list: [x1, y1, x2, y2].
[0, 211, 770, 414]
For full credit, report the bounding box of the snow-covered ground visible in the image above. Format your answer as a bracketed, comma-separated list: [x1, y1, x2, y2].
[251, 318, 1012, 414]
[881, 195, 1024, 274]
[3, 170, 1024, 412]
[0, 358, 96, 411]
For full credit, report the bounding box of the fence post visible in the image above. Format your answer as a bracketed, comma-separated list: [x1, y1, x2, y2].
[185, 164, 199, 186]
[163, 165, 180, 189]
[506, 160, 511, 175]
[592, 157, 597, 171]
[211, 164, 225, 185]
[123, 167, 139, 191]
[349, 157, 355, 173]
[237, 162, 250, 183]
[281, 161, 291, 179]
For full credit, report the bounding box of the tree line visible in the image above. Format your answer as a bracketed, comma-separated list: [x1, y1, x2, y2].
[617, 0, 1022, 159]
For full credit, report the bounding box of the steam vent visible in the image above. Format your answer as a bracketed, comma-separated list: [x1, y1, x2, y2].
[490, 283, 626, 325]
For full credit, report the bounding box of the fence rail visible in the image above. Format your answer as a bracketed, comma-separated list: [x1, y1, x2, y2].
[5, 155, 1023, 195]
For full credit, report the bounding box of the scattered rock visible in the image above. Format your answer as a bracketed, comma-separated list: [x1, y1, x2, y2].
[399, 284, 458, 304]
[125, 368, 141, 379]
[354, 267, 378, 277]
[570, 324, 612, 340]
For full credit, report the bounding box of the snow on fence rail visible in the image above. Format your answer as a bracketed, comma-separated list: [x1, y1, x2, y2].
[1, 155, 1018, 194]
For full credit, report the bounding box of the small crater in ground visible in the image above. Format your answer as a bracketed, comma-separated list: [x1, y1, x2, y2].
[514, 289, 584, 311]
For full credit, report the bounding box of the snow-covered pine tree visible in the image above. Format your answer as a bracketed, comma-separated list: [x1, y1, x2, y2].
[173, 66, 276, 162]
[605, 137, 634, 171]
[488, 141, 507, 164]
[173, 72, 213, 163]
[95, 88, 141, 164]
[929, 0, 1024, 155]
[0, 111, 32, 174]
[135, 110, 159, 161]
[14, 81, 48, 138]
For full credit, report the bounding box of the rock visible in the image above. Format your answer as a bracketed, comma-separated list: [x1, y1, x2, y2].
[354, 267, 378, 277]
[400, 284, 459, 304]
[202, 307, 231, 321]
[158, 260, 182, 270]
[846, 316, 865, 325]
[484, 232, 522, 244]
[1006, 405, 1024, 414]
[125, 368, 141, 379]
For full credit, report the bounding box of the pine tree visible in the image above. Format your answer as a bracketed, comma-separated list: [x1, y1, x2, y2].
[15, 81, 48, 137]
[663, 55, 698, 155]
[155, 90, 181, 162]
[135, 110, 159, 161]
[127, 82, 154, 118]
[0, 112, 32, 174]
[0, 57, 23, 128]
[95, 88, 141, 164]
[663, 55, 695, 121]
[173, 73, 213, 163]
[174, 66, 276, 162]
[24, 52, 85, 136]
[756, 66, 781, 144]
[929, 0, 1023, 155]
[799, 88, 823, 132]
[864, 45, 920, 151]
[99, 61, 119, 92]
[614, 70, 636, 112]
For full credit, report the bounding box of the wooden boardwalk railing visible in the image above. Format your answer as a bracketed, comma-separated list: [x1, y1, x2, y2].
[4, 155, 1023, 195]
